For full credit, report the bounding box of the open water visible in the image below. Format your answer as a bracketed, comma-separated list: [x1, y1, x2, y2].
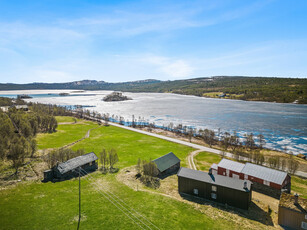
[1, 90, 306, 155]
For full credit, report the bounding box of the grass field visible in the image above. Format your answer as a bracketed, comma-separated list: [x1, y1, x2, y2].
[56, 116, 79, 123]
[36, 120, 99, 149]
[0, 116, 304, 229]
[194, 151, 222, 171]
[71, 125, 194, 168]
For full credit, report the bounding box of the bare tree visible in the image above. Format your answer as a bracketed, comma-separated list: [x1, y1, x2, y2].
[281, 158, 286, 171]
[109, 149, 119, 169]
[229, 131, 240, 151]
[100, 149, 108, 171]
[288, 153, 299, 174]
[257, 134, 265, 149]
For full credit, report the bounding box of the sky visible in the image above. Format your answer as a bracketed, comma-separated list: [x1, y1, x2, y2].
[0, 0, 307, 83]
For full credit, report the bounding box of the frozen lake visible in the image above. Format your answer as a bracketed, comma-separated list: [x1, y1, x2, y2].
[1, 89, 306, 155]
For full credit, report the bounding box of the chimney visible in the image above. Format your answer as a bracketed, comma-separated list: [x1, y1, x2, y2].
[244, 181, 247, 189]
[209, 168, 212, 175]
[294, 193, 299, 205]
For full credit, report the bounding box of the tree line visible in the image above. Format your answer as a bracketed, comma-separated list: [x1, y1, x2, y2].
[74, 108, 301, 175]
[0, 97, 71, 174]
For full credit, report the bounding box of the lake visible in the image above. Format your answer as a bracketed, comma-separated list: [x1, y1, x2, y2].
[1, 89, 306, 155]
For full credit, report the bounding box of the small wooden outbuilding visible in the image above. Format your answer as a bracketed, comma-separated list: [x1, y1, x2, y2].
[178, 167, 252, 210]
[153, 152, 180, 178]
[43, 152, 98, 182]
[278, 193, 307, 229]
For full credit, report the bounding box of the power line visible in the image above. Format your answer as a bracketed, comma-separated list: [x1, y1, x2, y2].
[79, 168, 154, 230]
[81, 168, 159, 229]
[76, 169, 147, 230]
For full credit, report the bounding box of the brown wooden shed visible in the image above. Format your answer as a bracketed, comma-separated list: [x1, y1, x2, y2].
[278, 193, 307, 229]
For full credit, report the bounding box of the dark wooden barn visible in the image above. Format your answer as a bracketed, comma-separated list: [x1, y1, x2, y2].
[214, 158, 291, 198]
[43, 152, 98, 182]
[153, 152, 180, 178]
[278, 193, 307, 230]
[178, 167, 252, 210]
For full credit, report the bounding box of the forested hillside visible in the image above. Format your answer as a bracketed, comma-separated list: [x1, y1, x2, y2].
[0, 76, 306, 103]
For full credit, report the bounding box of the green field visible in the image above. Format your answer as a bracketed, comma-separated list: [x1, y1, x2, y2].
[71, 126, 193, 168]
[0, 117, 290, 229]
[194, 151, 222, 171]
[36, 120, 99, 149]
[55, 116, 79, 123]
[0, 173, 237, 230]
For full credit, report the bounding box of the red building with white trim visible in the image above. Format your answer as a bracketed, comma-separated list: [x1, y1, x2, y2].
[212, 159, 291, 198]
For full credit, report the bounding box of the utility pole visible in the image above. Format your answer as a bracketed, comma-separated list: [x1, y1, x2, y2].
[77, 167, 81, 230]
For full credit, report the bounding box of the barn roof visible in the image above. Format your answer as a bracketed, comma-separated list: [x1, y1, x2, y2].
[153, 152, 180, 172]
[217, 158, 245, 173]
[241, 163, 288, 185]
[57, 152, 98, 174]
[177, 167, 251, 192]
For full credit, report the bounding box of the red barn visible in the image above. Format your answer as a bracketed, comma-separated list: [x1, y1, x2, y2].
[213, 159, 291, 198]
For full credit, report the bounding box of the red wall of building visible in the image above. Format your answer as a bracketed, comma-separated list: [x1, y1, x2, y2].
[217, 166, 284, 190]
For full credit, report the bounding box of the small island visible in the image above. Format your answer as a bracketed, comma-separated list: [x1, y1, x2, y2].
[59, 93, 69, 96]
[17, 94, 32, 99]
[103, 92, 132, 102]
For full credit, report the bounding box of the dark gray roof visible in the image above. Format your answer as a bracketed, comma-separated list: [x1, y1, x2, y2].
[241, 163, 287, 185]
[57, 152, 98, 174]
[153, 152, 180, 172]
[177, 167, 251, 192]
[217, 158, 245, 173]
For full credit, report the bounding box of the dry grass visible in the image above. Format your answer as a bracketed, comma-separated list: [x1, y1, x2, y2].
[116, 166, 280, 229]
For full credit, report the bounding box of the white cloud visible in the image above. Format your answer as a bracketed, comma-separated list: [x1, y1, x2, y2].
[142, 55, 194, 78]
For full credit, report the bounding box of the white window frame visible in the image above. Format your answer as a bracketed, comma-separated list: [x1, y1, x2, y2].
[232, 174, 239, 179]
[193, 189, 198, 195]
[211, 193, 217, 199]
[212, 186, 217, 192]
[301, 221, 307, 230]
[263, 180, 270, 186]
[244, 174, 248, 180]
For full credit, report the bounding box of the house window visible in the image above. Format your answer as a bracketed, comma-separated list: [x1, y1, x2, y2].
[212, 186, 217, 192]
[263, 180, 270, 186]
[244, 174, 248, 180]
[193, 189, 198, 195]
[223, 172, 226, 176]
[301, 221, 307, 230]
[211, 193, 217, 199]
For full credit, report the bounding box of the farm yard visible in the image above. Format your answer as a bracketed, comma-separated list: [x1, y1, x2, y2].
[0, 116, 306, 229]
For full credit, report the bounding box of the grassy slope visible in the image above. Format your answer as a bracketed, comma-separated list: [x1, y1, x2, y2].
[1, 117, 300, 229]
[194, 151, 222, 171]
[36, 120, 99, 149]
[0, 118, 240, 230]
[0, 174, 230, 230]
[55, 116, 78, 123]
[71, 126, 193, 168]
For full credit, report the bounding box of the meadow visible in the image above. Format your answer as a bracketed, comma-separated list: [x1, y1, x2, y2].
[0, 116, 301, 229]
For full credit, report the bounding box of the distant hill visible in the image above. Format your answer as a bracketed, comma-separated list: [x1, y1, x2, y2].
[0, 76, 306, 103]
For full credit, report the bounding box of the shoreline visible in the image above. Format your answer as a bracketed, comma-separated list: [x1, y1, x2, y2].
[1, 89, 307, 105]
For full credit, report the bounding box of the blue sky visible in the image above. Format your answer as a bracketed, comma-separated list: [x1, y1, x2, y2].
[0, 0, 306, 83]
